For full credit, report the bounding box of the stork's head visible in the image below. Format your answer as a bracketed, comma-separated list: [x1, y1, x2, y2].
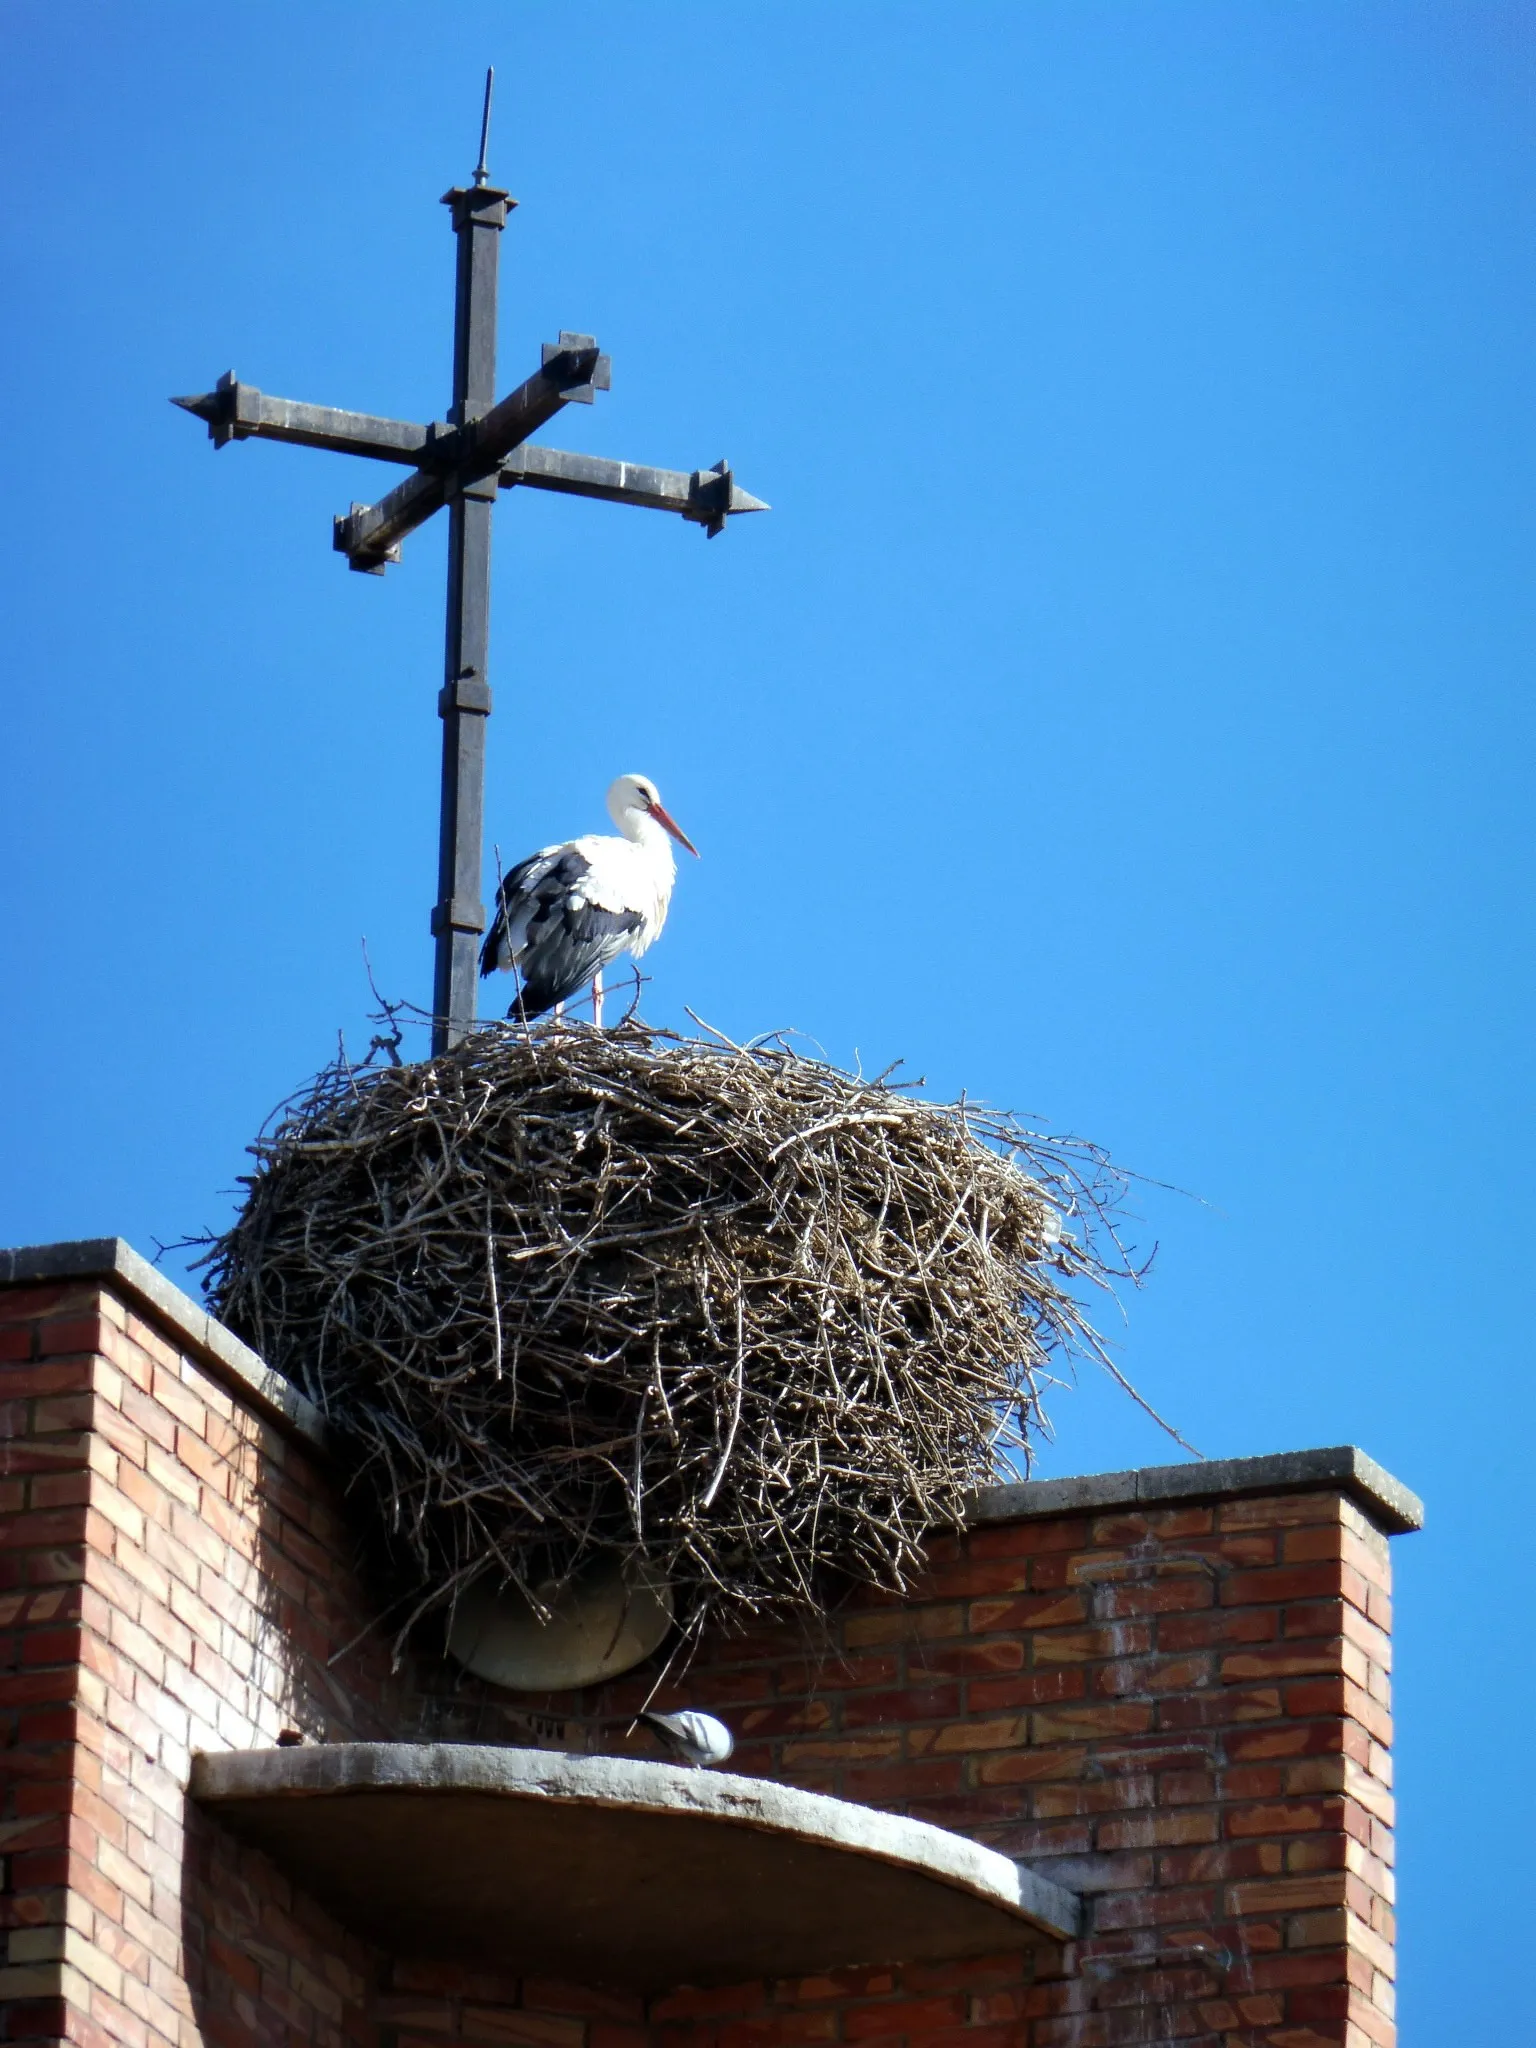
[608, 773, 700, 856]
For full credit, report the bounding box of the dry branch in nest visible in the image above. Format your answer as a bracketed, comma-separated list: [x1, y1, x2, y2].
[198, 1021, 1146, 1648]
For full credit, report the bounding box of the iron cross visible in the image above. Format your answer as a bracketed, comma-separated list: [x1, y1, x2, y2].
[173, 74, 767, 1054]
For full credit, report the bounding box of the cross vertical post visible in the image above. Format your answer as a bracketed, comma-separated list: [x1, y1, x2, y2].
[171, 76, 767, 1051]
[433, 176, 511, 1051]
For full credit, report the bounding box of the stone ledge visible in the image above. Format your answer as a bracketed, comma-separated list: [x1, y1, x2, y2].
[191, 1741, 1079, 1985]
[972, 1444, 1423, 1536]
[0, 1236, 327, 1452]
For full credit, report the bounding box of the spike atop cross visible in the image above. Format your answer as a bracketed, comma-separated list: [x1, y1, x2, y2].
[173, 72, 767, 1053]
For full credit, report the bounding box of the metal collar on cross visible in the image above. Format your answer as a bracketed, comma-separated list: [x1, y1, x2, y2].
[172, 69, 767, 1053]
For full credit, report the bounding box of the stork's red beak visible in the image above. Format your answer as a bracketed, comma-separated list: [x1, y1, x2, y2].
[649, 800, 700, 857]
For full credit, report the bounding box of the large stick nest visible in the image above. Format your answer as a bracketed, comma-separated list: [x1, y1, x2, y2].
[201, 1021, 1140, 1642]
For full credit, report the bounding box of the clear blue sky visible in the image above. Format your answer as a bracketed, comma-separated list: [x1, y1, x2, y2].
[2, 5, 1530, 2031]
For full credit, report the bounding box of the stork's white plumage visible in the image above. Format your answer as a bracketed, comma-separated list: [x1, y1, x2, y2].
[480, 773, 699, 1022]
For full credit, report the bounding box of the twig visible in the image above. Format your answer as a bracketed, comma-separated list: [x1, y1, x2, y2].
[700, 1296, 747, 1510]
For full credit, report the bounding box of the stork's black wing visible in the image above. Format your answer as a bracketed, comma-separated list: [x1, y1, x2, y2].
[479, 847, 570, 975]
[480, 846, 645, 1017]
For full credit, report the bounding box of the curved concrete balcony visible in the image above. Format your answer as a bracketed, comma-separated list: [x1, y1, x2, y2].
[191, 1742, 1079, 1989]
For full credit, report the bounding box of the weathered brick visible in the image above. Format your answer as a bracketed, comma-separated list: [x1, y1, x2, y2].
[145, 1369, 207, 1438]
[965, 1518, 1092, 1559]
[1158, 1841, 1285, 1884]
[1157, 1606, 1276, 1653]
[973, 1746, 1088, 1785]
[907, 1639, 1023, 1678]
[966, 1668, 1085, 1713]
[1033, 1777, 1152, 1819]
[1228, 1872, 1347, 1915]
[1034, 1624, 1153, 1664]
[774, 1654, 897, 1694]
[1220, 1643, 1343, 1684]
[4, 1505, 91, 1550]
[117, 1389, 176, 1456]
[172, 1428, 230, 1499]
[1228, 1799, 1336, 1838]
[35, 1319, 114, 1362]
[1156, 1685, 1282, 1729]
[1221, 1563, 1346, 1608]
[1098, 1809, 1219, 1851]
[967, 1590, 1085, 1632]
[840, 1687, 958, 1729]
[842, 1605, 964, 1648]
[0, 1282, 74, 1322]
[1030, 1702, 1155, 1741]
[781, 1734, 902, 1765]
[1093, 1652, 1213, 1697]
[25, 1472, 93, 1515]
[31, 1395, 95, 1436]
[0, 1360, 97, 1399]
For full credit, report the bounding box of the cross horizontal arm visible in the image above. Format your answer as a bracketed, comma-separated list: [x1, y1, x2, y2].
[334, 336, 610, 571]
[171, 372, 770, 550]
[500, 446, 770, 534]
[171, 376, 430, 462]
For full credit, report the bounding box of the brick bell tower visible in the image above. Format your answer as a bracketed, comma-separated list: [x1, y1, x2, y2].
[1, 1239, 1417, 2048]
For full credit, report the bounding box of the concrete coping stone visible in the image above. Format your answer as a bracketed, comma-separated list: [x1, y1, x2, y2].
[0, 1236, 327, 1451]
[971, 1444, 1423, 1536]
[191, 1741, 1080, 1982]
[1, 1240, 1421, 1533]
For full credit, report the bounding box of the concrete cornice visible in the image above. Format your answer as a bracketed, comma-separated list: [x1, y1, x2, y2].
[191, 1741, 1080, 1978]
[2, 1240, 1421, 1533]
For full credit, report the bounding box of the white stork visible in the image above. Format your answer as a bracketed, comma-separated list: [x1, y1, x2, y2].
[480, 773, 699, 1024]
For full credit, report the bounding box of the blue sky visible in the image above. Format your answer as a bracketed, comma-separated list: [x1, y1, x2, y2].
[2, 5, 1531, 2031]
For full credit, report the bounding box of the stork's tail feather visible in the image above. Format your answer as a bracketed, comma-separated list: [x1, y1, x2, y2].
[506, 979, 563, 1021]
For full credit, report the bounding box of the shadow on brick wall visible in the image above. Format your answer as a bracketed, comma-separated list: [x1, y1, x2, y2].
[180, 1794, 380, 2048]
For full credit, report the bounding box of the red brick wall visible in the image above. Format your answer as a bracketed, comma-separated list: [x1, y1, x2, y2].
[2, 1271, 1401, 2048]
[0, 1273, 417, 2048]
[583, 1495, 1398, 2047]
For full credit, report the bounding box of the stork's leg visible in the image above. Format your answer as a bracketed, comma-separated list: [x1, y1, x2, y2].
[592, 966, 605, 1028]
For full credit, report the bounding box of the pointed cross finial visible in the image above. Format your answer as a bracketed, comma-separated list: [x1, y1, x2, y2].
[473, 67, 495, 187]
